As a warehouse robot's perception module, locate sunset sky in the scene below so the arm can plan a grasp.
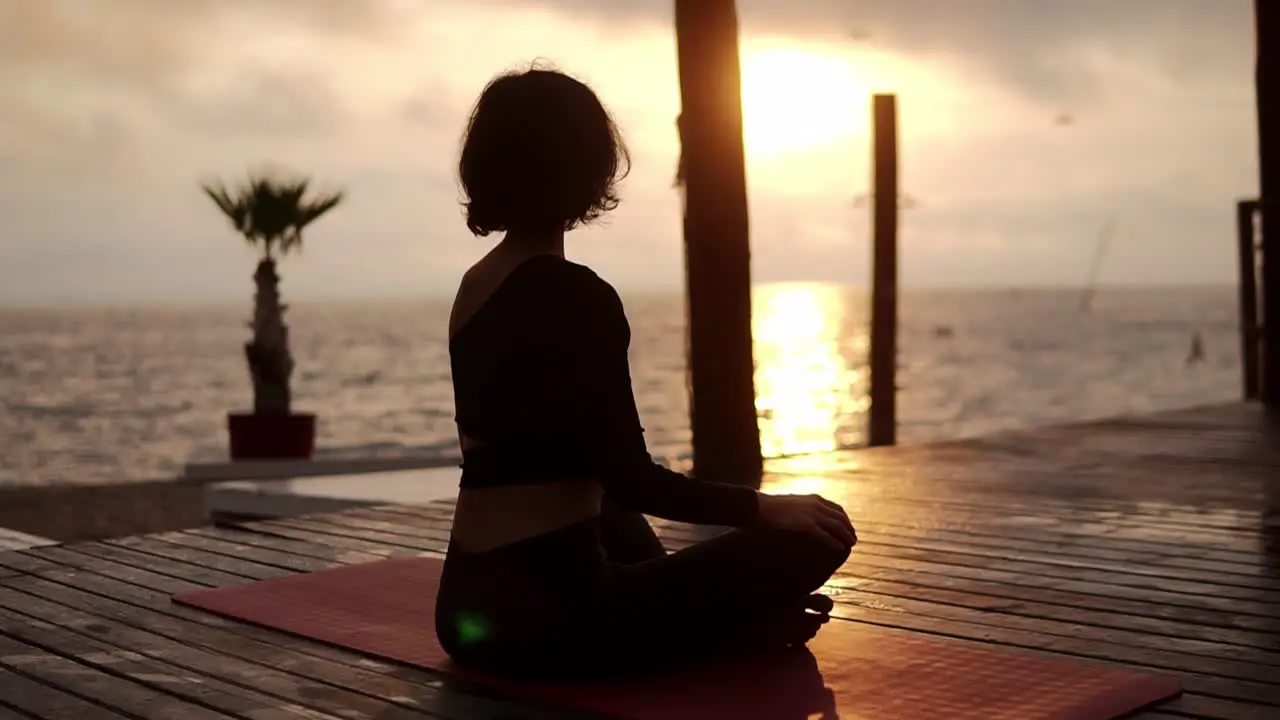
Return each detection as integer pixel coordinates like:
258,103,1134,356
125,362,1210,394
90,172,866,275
0,0,1260,305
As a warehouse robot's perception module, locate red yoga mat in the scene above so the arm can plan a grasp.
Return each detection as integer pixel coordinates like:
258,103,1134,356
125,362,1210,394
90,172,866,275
174,556,1182,720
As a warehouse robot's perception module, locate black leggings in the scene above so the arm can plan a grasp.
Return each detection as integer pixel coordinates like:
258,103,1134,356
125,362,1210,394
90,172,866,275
435,499,851,682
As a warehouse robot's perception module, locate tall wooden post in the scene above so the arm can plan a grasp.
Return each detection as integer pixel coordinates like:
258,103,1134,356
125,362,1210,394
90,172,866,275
868,94,899,447
1238,199,1261,401
1256,0,1280,405
673,0,762,484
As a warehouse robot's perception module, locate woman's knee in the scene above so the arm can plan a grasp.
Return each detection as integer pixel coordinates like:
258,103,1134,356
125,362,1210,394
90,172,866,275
807,532,852,578
768,528,851,585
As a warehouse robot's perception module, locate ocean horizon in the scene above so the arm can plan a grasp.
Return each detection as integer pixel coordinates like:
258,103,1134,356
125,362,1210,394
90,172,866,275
0,281,1238,312
0,282,1243,488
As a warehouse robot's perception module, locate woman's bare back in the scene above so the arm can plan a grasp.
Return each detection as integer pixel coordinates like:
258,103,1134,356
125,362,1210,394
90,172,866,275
448,245,603,553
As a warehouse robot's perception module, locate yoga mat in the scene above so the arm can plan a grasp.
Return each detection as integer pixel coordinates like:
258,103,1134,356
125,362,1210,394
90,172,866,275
174,556,1182,720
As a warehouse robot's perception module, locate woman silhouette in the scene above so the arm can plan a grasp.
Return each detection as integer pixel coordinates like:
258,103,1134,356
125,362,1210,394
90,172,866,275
436,65,857,682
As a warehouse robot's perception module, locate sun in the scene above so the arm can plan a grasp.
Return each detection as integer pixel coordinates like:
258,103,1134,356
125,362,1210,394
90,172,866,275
739,45,866,157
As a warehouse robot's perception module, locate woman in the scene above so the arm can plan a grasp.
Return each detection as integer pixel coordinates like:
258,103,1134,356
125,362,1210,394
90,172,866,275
437,65,857,682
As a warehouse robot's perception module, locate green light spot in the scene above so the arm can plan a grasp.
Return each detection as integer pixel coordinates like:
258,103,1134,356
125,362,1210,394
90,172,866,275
454,611,491,646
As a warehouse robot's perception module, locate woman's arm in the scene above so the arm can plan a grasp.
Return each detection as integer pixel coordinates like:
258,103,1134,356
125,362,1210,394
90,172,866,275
557,269,760,527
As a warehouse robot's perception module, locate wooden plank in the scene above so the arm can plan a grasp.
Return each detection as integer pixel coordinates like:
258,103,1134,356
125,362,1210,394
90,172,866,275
4,542,602,720
823,587,1280,672
0,550,65,577
69,542,257,588
211,522,416,561
854,520,1273,576
0,592,426,719
0,577,554,720
814,473,1273,523
106,536,301,582
185,527,389,566
814,463,1271,509
0,614,242,719
0,667,131,720
131,531,345,574
843,483,1272,532
13,548,415,669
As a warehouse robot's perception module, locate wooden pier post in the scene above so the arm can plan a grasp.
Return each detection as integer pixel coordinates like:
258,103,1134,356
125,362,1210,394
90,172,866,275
1255,0,1280,405
673,0,763,485
868,94,899,447
1238,199,1261,401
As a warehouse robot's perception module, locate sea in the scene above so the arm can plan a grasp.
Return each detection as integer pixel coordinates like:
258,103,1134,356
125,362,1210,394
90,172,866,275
0,283,1243,487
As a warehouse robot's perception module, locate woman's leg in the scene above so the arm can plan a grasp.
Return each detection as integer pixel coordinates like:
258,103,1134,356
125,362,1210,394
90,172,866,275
439,521,849,683
579,524,852,678
598,494,666,564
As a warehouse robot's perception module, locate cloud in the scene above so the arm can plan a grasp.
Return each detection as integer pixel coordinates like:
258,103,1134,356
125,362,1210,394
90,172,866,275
0,0,408,174
0,0,1260,303
467,0,1253,101
0,0,396,70
166,68,355,138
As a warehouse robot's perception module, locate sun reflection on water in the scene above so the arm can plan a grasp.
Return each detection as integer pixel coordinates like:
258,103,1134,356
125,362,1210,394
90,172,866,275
753,283,870,462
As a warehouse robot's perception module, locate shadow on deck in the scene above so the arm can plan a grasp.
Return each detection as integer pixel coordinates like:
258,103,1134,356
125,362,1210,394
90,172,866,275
0,402,1275,719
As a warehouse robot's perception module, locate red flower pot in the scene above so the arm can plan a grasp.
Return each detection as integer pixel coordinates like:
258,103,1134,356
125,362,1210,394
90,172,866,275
227,412,317,460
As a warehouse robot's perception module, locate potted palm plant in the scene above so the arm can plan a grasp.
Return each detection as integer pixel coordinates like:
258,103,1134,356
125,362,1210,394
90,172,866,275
203,171,344,460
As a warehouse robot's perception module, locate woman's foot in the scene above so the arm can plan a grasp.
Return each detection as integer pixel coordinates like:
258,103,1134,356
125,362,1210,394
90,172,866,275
803,592,835,616
741,593,833,650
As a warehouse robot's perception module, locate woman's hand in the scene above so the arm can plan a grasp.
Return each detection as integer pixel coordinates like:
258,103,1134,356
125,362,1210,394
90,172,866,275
756,493,857,552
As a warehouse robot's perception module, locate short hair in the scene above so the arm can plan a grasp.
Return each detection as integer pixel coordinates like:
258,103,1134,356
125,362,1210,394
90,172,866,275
458,65,631,237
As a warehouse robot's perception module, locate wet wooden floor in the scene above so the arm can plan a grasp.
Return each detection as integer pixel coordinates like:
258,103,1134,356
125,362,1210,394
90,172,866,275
0,401,1276,719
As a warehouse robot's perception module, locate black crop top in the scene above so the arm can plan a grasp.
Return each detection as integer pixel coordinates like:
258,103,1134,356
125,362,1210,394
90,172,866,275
449,255,759,527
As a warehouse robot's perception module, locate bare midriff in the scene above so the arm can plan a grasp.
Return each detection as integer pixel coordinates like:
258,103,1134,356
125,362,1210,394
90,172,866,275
449,479,604,554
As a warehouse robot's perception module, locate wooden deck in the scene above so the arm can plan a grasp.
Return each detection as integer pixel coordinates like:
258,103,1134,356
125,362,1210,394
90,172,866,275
0,401,1276,719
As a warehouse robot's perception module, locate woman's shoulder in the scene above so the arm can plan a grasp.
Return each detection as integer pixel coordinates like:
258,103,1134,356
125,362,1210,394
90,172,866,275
512,257,627,337
523,256,622,306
